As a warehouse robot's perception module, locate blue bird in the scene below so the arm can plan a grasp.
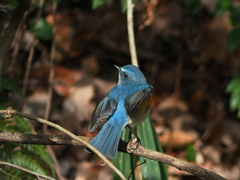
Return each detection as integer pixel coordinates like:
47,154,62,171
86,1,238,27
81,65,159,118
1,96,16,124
86,64,152,159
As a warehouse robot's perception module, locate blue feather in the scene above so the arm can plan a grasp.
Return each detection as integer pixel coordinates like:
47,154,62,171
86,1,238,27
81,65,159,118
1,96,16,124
86,65,152,159
89,113,127,159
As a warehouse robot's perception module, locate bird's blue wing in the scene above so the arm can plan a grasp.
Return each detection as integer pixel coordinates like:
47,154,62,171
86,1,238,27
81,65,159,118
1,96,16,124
124,86,152,116
88,94,118,132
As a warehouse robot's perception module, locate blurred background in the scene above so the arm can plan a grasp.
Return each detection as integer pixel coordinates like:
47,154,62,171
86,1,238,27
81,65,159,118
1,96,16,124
0,0,240,179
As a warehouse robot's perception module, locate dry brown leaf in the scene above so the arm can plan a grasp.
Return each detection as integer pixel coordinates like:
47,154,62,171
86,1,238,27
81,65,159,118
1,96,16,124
159,130,198,148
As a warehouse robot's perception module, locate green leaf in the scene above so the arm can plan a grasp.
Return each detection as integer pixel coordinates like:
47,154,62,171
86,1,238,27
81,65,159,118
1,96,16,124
214,0,231,16
21,144,55,176
121,0,127,12
113,117,168,180
10,153,49,176
226,71,240,117
0,119,14,130
138,117,168,180
227,28,240,52
185,144,196,162
230,92,240,111
0,115,32,133
237,108,240,117
92,0,110,9
229,6,240,26
7,0,18,7
226,77,240,93
0,76,24,100
29,18,53,41
113,128,138,180
56,0,62,5
0,116,56,178
182,0,201,15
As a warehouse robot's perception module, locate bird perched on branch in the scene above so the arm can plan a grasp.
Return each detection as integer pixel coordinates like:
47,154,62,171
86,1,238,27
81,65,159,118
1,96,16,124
86,64,152,159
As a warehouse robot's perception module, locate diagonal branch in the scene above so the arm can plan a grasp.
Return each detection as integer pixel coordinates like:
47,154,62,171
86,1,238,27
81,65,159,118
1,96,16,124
0,110,126,180
0,0,32,75
0,131,227,180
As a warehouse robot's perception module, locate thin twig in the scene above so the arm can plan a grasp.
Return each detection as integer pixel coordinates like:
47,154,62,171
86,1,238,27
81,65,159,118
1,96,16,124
127,0,138,67
8,15,25,74
0,161,55,180
43,1,65,180
44,0,56,131
173,55,183,98
0,110,126,180
0,168,21,180
22,0,45,94
127,160,146,180
0,0,32,76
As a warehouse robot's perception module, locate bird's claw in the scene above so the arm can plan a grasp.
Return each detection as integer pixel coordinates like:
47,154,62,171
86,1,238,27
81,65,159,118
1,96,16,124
127,137,140,153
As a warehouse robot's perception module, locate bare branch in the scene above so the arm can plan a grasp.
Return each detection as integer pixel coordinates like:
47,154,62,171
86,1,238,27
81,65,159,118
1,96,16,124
127,0,138,67
43,1,64,179
0,131,227,180
0,110,126,180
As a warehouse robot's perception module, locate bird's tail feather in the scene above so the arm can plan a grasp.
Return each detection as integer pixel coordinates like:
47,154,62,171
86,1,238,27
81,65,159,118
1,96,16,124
86,118,126,159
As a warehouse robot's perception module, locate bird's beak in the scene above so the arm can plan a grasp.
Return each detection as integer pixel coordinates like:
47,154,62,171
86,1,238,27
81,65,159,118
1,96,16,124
114,65,123,73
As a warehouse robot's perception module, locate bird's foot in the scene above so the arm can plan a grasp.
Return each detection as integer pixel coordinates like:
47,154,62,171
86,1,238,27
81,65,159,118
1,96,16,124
127,137,140,153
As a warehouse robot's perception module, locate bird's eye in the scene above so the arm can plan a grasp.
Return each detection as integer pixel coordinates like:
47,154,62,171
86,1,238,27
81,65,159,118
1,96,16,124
123,73,128,78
